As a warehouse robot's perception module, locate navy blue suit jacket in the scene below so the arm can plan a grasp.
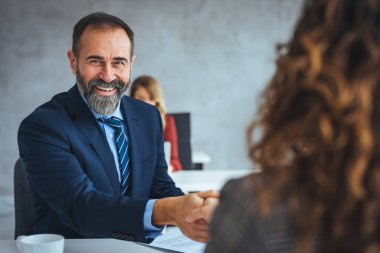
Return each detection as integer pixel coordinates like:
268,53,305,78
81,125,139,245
18,85,184,242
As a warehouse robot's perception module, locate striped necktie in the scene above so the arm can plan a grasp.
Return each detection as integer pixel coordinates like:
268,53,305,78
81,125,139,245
99,116,131,195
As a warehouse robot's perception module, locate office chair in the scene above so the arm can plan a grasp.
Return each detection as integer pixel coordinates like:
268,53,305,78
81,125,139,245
14,158,37,239
167,112,195,170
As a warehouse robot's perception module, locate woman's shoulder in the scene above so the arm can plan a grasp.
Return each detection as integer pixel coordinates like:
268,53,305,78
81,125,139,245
206,173,266,252
207,173,299,253
221,173,263,198
217,173,264,218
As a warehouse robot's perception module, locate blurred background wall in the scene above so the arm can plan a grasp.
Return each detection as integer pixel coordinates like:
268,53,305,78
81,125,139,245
0,0,304,194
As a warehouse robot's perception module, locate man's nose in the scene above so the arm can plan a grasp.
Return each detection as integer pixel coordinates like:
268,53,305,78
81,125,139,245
99,64,116,83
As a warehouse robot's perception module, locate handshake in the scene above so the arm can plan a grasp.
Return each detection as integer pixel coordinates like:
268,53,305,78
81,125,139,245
152,190,220,242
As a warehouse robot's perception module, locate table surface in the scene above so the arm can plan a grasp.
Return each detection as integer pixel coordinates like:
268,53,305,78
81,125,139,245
170,169,258,193
0,238,175,253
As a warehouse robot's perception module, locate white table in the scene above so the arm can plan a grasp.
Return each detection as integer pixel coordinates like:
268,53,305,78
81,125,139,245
0,238,171,253
170,169,258,193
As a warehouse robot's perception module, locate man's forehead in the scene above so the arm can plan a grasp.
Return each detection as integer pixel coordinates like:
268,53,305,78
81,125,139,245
81,26,130,41
78,26,132,56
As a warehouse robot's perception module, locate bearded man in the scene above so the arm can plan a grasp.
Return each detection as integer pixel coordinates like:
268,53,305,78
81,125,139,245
17,12,218,243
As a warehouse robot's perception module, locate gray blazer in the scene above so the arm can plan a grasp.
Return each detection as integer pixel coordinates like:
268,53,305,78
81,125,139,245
205,174,322,253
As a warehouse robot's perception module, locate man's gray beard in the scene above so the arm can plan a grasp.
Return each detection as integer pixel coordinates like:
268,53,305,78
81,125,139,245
86,91,120,116
76,72,129,116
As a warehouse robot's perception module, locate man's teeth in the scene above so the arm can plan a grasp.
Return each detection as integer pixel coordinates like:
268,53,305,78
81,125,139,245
96,86,114,92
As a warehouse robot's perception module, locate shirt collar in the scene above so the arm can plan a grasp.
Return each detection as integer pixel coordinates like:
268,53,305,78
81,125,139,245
79,90,124,120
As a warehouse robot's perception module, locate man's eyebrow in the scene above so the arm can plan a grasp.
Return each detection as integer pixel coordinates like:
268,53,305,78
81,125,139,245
85,55,129,63
86,55,104,60
113,57,128,63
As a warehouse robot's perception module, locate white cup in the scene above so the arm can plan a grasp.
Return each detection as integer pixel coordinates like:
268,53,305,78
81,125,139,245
16,234,64,253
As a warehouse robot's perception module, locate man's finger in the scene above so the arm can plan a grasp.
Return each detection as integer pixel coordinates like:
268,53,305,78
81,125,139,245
190,220,208,231
198,189,220,199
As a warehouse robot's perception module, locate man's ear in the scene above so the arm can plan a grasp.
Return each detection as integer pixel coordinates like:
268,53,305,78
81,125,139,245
131,55,136,66
67,50,77,75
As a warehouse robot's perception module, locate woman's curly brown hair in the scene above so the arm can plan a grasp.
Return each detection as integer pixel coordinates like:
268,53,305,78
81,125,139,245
248,0,380,252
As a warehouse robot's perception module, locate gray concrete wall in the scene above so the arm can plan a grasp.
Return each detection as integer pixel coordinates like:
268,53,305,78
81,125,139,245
0,0,304,194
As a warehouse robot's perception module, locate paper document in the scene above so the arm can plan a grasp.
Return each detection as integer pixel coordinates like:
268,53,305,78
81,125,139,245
149,227,206,253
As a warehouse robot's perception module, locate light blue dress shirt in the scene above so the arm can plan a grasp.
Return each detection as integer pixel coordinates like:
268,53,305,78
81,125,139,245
80,93,162,238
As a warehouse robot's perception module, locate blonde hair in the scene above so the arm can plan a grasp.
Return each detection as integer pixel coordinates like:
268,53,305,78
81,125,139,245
130,75,167,127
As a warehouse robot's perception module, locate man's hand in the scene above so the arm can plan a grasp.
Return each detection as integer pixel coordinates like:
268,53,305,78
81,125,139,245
185,197,219,224
152,190,219,242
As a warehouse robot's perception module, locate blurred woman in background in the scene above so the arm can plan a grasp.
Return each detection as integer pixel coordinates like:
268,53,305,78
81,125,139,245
130,75,183,172
200,0,380,252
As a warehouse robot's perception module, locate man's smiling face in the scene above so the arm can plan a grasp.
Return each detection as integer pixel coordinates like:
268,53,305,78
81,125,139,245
68,26,135,115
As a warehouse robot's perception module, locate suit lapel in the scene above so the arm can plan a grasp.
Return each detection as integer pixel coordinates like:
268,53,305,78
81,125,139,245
120,97,142,196
67,86,121,195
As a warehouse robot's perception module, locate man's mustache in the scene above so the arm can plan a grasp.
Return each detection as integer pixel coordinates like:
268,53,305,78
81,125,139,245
87,79,126,92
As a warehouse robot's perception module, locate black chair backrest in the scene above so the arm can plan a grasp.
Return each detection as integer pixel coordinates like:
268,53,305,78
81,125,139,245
14,158,36,239
168,112,193,170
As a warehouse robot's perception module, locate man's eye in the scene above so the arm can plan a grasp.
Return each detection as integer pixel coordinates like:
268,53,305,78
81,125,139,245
90,60,101,64
114,61,125,66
